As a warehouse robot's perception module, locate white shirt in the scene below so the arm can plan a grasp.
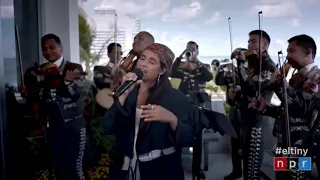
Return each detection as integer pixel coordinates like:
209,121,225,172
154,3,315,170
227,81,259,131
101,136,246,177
121,108,141,180
107,62,115,68
51,55,64,67
299,62,316,76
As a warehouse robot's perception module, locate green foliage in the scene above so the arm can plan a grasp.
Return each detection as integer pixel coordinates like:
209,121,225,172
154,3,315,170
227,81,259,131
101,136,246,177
205,69,227,98
79,14,93,62
81,80,115,152
224,103,231,115
220,86,227,92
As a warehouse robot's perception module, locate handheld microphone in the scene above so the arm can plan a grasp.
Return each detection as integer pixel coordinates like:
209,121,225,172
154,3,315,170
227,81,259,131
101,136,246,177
112,68,144,97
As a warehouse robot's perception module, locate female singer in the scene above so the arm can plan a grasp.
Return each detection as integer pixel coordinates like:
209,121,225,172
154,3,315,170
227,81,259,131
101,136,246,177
103,43,195,180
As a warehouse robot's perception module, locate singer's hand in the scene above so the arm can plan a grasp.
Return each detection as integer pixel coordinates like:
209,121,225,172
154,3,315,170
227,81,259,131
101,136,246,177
141,104,177,123
121,72,142,95
251,97,266,111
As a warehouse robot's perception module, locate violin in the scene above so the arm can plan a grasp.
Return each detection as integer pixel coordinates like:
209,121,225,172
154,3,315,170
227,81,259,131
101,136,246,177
40,63,87,89
244,50,270,61
244,50,270,70
41,64,62,89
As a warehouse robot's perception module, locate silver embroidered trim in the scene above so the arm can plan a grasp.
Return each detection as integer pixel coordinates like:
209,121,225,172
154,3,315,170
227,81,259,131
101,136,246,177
290,117,306,123
302,91,314,100
248,127,262,180
76,128,86,180
291,169,305,179
291,126,309,132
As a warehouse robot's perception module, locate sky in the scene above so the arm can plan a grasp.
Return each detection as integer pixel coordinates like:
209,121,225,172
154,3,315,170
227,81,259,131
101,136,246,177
83,0,320,58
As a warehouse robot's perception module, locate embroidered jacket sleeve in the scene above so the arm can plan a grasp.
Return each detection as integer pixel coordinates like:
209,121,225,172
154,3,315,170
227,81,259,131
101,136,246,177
195,61,213,82
103,91,135,136
215,64,235,86
64,78,83,100
170,58,184,79
217,64,242,106
263,80,315,145
258,59,277,93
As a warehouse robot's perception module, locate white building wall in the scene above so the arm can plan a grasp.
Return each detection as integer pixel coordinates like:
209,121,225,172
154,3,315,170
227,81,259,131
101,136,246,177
92,6,140,65
40,0,80,64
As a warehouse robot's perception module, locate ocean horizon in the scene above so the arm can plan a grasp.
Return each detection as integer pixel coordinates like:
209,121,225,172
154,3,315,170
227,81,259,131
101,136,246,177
199,56,320,66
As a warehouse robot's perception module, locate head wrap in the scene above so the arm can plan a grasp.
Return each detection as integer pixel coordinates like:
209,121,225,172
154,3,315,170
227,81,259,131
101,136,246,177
144,43,175,69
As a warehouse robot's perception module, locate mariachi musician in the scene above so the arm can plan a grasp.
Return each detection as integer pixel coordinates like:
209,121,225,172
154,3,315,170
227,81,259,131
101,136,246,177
305,67,320,177
93,43,122,116
252,34,319,179
93,43,123,90
170,41,213,179
23,34,86,180
215,48,247,180
228,30,276,180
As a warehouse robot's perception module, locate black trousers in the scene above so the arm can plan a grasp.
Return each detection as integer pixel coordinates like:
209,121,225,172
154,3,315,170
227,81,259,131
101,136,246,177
229,107,242,172
48,118,86,180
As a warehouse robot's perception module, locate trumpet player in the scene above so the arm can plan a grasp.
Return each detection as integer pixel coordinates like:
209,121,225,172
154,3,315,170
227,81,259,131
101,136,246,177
252,34,318,179
228,30,276,180
170,41,213,179
215,48,247,180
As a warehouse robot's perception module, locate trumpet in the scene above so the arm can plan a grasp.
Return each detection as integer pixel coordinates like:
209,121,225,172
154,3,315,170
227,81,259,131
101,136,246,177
211,59,236,69
182,50,193,61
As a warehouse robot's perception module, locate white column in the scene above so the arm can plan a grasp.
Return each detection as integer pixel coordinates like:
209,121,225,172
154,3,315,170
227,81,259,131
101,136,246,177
40,0,80,64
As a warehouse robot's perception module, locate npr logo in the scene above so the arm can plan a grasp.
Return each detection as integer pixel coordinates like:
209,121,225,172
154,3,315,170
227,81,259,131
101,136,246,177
274,157,312,171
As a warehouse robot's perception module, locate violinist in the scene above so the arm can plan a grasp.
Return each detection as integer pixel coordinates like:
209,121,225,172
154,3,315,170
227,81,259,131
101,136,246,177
215,48,247,180
115,31,155,77
305,68,320,177
228,30,276,180
93,43,122,90
132,31,155,58
252,34,318,179
114,31,154,82
23,34,86,179
170,41,213,179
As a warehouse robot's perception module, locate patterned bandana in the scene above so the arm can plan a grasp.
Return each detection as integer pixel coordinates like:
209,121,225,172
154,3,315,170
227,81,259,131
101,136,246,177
145,43,175,69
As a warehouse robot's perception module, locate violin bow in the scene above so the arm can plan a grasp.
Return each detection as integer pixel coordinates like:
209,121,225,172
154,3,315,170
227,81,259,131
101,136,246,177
278,51,292,149
257,11,263,98
14,25,25,88
228,17,236,86
111,14,119,77
114,13,119,66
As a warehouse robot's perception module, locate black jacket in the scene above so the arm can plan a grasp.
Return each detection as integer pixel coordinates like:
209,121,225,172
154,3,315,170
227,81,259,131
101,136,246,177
103,87,195,180
170,58,213,101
